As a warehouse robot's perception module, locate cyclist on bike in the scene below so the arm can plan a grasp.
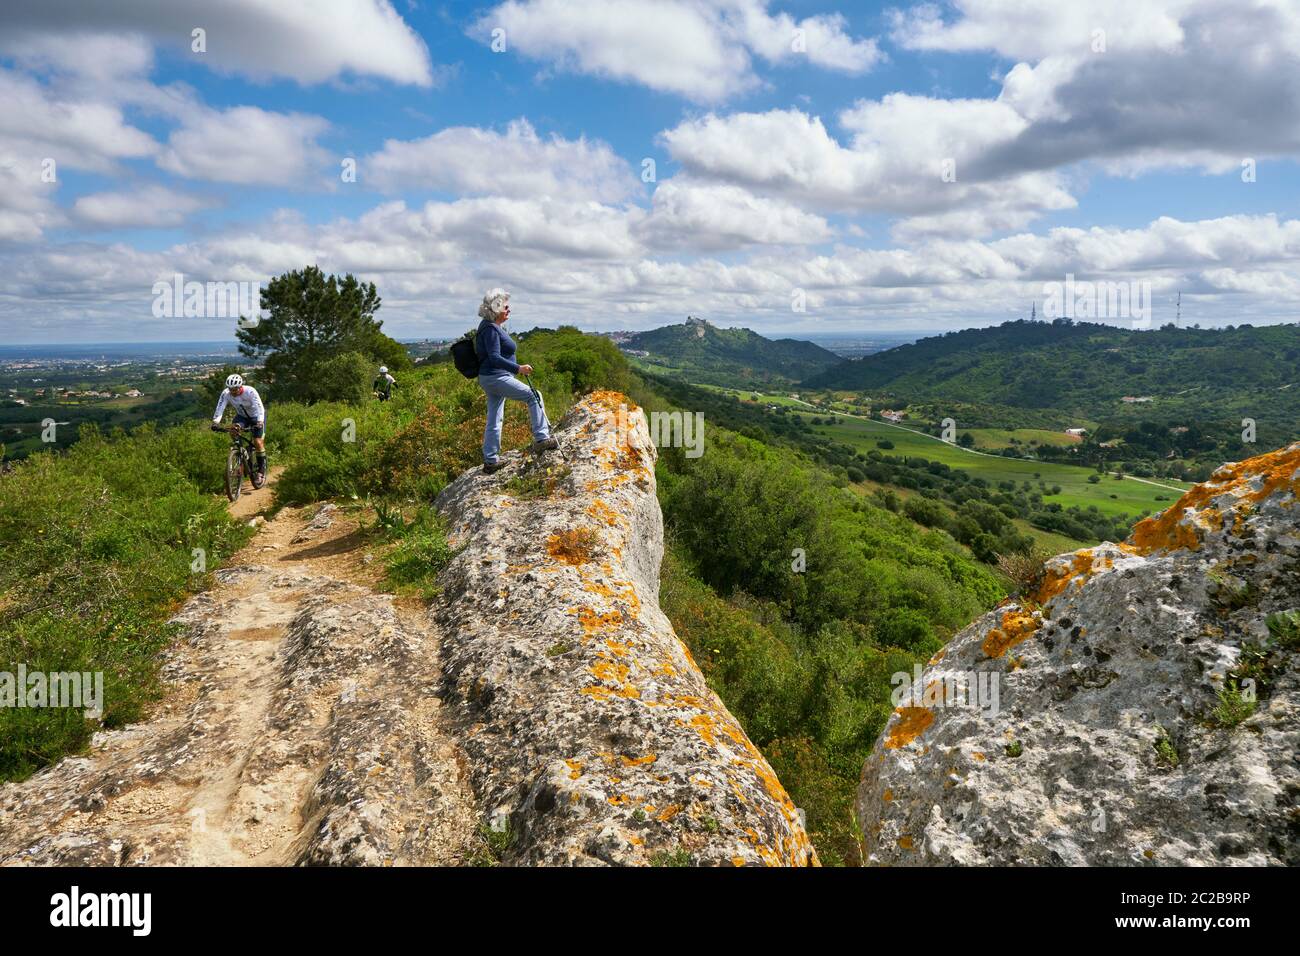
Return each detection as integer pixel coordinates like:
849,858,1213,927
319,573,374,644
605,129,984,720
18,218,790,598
211,373,266,481
373,365,395,402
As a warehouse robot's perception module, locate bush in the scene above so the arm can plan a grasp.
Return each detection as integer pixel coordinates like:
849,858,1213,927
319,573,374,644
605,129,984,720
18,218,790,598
314,351,374,404
0,425,252,780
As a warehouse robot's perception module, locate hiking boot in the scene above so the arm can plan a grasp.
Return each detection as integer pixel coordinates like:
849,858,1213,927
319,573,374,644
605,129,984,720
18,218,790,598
531,437,558,452
482,459,505,474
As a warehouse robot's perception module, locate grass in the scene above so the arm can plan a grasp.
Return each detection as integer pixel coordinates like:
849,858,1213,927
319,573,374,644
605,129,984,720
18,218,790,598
966,427,1083,450
505,461,571,499
468,818,516,866
802,412,1187,519
1153,726,1180,767
374,503,458,601
649,847,693,867
0,422,253,781
1211,683,1257,728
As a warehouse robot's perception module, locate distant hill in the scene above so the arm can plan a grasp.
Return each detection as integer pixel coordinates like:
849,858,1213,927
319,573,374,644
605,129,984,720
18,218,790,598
804,319,1300,418
626,316,842,387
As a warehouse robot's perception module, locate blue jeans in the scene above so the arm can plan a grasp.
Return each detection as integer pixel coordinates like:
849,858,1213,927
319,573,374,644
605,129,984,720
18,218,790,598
479,372,550,462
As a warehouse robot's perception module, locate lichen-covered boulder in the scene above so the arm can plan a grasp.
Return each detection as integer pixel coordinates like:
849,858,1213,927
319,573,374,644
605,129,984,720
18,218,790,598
433,391,817,866
857,443,1300,866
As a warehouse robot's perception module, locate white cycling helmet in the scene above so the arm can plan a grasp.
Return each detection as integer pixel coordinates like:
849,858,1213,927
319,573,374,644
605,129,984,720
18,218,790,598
225,373,244,389
379,366,388,374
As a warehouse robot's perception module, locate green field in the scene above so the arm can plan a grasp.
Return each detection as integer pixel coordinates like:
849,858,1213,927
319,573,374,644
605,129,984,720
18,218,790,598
966,427,1083,450
695,383,816,409
692,384,1191,519
805,411,1188,518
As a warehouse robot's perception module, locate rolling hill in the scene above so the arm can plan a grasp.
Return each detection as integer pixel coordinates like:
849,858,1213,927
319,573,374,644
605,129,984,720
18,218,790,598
626,316,843,387
804,319,1300,420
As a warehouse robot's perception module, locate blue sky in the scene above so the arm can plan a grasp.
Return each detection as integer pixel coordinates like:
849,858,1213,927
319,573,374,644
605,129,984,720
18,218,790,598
2,0,1299,343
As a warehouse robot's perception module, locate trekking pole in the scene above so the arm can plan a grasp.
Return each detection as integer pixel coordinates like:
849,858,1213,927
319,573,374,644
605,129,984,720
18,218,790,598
523,373,567,461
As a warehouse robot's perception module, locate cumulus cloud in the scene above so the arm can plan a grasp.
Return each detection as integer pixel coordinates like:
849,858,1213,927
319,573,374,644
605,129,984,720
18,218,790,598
660,105,1076,234
0,0,435,87
888,0,1193,59
365,119,639,202
5,204,1300,342
472,0,881,102
892,0,1300,177
0,68,157,174
72,185,211,228
638,179,832,249
156,106,330,187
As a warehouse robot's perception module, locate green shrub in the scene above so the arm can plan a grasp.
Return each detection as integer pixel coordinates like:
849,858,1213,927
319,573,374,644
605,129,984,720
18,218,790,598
0,425,252,780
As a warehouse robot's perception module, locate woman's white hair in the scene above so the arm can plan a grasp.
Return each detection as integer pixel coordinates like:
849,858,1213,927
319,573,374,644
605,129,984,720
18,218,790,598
478,287,510,321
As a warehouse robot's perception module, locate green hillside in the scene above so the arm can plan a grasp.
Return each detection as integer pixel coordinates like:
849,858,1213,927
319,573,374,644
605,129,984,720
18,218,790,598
806,319,1300,420
803,319,1300,477
627,316,842,387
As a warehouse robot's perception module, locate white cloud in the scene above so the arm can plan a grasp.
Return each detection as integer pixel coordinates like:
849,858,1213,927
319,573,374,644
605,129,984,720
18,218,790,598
472,0,881,102
0,0,434,87
157,106,330,187
0,68,157,174
888,0,1193,59
660,105,1076,234
6,205,1300,342
72,185,210,228
638,179,832,249
365,119,639,202
891,0,1300,177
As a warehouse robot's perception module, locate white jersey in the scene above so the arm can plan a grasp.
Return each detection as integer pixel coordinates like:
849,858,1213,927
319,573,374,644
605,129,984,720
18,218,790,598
213,385,265,424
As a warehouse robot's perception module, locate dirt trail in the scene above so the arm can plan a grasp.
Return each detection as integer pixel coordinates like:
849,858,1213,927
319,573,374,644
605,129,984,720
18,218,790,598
0,478,481,867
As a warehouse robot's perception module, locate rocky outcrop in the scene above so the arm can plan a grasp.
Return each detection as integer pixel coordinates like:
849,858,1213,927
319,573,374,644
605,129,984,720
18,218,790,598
858,444,1300,866
433,390,817,866
1,396,815,868
0,508,479,866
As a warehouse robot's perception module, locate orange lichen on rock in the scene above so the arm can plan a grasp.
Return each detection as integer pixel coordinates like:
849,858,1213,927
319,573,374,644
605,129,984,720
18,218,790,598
885,706,935,749
546,527,602,565
1035,549,1097,604
1126,443,1300,555
589,656,631,684
982,606,1040,658
576,606,624,637
579,683,639,701
586,499,623,527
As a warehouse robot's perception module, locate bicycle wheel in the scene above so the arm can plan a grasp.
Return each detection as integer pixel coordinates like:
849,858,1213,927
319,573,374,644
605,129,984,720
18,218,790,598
225,445,243,501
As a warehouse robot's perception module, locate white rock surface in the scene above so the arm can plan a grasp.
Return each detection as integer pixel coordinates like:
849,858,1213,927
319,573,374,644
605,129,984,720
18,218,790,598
433,390,817,866
858,444,1300,866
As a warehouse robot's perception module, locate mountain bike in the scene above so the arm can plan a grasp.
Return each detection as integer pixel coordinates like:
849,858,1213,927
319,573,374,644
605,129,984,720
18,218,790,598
213,423,265,502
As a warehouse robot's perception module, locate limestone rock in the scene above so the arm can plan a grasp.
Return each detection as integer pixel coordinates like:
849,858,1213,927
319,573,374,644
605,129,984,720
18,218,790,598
0,567,478,866
434,390,817,866
292,502,338,544
857,444,1300,866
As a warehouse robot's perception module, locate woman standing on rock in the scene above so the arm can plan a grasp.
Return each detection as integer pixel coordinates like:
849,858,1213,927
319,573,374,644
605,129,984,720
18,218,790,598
475,288,557,473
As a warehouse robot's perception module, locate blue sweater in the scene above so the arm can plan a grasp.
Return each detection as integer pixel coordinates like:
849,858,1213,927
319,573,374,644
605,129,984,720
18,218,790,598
475,319,520,374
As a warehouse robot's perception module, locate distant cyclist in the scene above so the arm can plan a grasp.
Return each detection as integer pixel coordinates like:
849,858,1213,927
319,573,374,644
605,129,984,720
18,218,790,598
373,365,395,402
211,373,266,481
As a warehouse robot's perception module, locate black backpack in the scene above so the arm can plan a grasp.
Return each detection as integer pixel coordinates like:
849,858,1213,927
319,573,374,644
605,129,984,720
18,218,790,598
450,332,480,379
